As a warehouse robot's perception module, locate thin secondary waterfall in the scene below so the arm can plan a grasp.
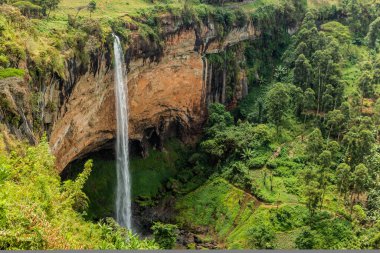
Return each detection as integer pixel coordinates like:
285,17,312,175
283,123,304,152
113,34,132,230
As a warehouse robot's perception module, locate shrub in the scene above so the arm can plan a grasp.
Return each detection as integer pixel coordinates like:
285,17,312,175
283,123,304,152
234,9,248,28
296,216,357,249
247,223,276,249
270,205,308,231
0,68,24,79
295,229,317,249
247,156,268,169
12,1,43,18
151,222,178,249
0,55,9,68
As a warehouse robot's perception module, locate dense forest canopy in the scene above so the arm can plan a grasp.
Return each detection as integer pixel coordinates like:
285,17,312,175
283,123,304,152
0,0,380,250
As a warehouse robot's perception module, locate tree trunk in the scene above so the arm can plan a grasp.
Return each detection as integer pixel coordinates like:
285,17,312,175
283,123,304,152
316,68,321,116
350,191,355,215
270,173,273,192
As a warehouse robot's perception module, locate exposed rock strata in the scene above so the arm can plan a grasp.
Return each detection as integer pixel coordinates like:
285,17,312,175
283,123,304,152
0,77,35,144
48,17,258,172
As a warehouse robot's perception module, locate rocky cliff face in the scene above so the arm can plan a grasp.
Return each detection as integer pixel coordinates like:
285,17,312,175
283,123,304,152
46,15,258,172
0,77,35,144
0,14,257,171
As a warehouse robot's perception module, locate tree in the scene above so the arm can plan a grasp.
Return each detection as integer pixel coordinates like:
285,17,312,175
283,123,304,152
303,88,316,116
13,1,43,18
295,229,317,249
241,148,255,160
201,123,272,164
327,140,341,162
63,159,93,212
151,222,178,249
321,83,340,112
87,0,96,17
336,163,351,199
306,128,324,161
374,59,380,84
206,103,233,136
374,98,380,140
343,0,375,38
358,71,374,101
350,164,369,206
343,126,375,166
312,50,330,115
317,150,332,208
289,84,304,116
367,187,380,221
294,54,312,90
43,0,60,17
247,223,276,249
208,103,233,127
326,39,342,63
32,0,60,17
366,17,380,49
349,91,362,117
318,150,332,169
321,21,352,44
304,180,323,217
228,161,252,190
325,109,345,139
265,83,290,136
311,48,342,115
300,11,317,31
340,101,351,123
321,93,334,112
295,42,308,59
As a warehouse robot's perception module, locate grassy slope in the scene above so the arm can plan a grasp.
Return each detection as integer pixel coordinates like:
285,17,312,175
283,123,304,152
226,0,339,12
175,135,349,248
175,177,311,249
307,0,339,8
47,0,340,22
57,0,155,17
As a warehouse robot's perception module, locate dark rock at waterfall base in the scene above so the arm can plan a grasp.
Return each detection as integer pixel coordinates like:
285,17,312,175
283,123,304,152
177,229,219,249
132,195,177,235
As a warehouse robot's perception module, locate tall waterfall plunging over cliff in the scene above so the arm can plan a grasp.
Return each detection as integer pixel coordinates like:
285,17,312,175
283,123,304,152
113,34,132,230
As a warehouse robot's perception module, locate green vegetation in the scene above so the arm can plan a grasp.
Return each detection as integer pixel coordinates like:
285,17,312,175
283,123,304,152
151,222,178,249
1,0,380,250
176,177,256,238
62,138,186,220
247,223,276,249
0,131,158,249
171,0,380,249
130,139,185,200
0,68,24,79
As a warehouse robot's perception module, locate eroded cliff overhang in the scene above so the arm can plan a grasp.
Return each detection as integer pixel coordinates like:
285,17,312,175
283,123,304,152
49,16,259,172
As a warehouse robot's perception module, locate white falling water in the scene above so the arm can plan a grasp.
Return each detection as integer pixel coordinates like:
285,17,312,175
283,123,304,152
113,34,132,230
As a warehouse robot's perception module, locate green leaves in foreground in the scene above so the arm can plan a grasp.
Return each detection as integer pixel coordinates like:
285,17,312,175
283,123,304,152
0,137,157,250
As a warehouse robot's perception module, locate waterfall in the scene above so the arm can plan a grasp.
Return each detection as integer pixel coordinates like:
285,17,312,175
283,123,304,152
113,34,132,231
